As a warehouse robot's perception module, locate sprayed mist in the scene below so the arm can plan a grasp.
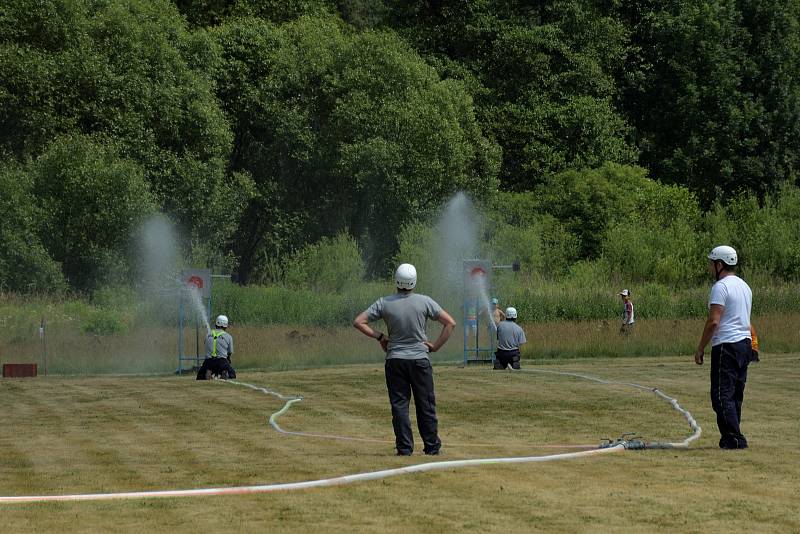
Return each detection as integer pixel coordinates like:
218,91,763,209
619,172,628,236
432,192,481,295
424,193,496,354
134,213,214,373
138,214,180,294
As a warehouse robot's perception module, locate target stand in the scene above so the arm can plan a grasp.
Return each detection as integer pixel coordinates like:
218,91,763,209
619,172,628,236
462,260,495,365
176,269,212,375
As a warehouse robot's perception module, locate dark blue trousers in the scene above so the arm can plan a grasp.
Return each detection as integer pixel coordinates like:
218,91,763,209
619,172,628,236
196,357,236,380
710,339,751,449
385,358,441,455
494,348,521,369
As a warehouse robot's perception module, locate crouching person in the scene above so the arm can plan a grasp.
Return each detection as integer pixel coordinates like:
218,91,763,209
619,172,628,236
196,315,237,380
494,307,526,370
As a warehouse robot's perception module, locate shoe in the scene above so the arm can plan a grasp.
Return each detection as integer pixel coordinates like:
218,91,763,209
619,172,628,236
424,450,440,456
204,370,213,380
720,442,748,450
720,438,748,450
396,450,413,456
219,370,229,379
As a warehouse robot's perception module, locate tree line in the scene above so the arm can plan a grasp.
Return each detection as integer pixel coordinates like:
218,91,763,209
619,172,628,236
1,0,799,293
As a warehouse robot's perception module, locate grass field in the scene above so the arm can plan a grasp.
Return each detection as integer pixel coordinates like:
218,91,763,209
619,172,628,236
2,353,798,532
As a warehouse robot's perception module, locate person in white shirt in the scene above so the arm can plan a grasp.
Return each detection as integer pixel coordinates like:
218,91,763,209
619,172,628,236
694,245,753,450
619,289,634,335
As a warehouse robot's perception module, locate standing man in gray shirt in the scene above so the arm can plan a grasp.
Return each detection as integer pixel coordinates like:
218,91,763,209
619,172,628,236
494,306,527,370
353,263,456,456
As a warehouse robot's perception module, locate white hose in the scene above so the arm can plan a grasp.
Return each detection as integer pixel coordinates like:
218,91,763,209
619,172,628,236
517,368,702,448
0,445,624,503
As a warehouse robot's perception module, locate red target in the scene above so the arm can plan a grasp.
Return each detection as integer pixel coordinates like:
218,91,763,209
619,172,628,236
469,267,487,278
187,275,204,289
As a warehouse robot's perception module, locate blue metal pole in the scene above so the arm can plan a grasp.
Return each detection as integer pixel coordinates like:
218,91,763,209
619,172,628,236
177,292,185,374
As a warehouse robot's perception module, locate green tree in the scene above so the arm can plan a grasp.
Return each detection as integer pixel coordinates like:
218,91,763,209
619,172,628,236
209,15,500,281
619,0,800,204
0,0,251,265
388,1,638,189
0,164,66,292
30,136,157,292
174,0,334,27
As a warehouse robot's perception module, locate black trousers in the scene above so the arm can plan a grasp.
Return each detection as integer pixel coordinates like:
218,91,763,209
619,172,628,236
385,358,441,455
710,339,751,448
196,357,236,380
494,348,521,369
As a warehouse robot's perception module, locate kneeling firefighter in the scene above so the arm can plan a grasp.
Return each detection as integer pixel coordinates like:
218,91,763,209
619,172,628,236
196,315,236,380
494,307,527,370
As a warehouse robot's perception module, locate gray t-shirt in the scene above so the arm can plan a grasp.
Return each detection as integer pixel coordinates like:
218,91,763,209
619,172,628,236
365,292,443,360
496,320,527,351
205,330,233,359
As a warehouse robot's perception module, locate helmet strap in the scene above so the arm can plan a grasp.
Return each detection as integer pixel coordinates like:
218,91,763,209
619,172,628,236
714,261,724,281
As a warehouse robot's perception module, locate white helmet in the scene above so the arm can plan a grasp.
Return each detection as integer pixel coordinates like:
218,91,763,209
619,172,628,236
395,263,417,290
215,315,229,328
505,307,518,319
708,245,737,266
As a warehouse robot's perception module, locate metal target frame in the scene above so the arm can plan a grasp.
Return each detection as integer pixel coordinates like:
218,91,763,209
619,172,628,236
462,260,495,365
176,269,212,375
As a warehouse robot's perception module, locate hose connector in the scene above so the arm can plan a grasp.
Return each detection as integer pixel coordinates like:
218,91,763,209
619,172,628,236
599,432,646,450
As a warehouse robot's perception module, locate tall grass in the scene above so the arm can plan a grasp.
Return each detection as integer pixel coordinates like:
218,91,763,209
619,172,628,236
4,312,794,375
211,280,388,326
2,277,796,375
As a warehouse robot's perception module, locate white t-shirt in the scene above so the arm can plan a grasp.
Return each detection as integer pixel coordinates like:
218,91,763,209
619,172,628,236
622,300,634,324
709,275,752,346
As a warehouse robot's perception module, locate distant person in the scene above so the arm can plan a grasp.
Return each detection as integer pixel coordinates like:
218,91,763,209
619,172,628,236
694,245,753,450
494,307,526,370
619,289,635,335
466,303,478,331
353,263,456,456
196,315,236,380
491,297,506,325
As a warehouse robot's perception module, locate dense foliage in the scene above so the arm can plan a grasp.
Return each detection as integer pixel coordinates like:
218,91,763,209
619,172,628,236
2,0,800,293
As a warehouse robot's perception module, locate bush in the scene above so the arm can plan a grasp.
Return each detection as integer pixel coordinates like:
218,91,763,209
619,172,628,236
282,233,365,293
602,218,705,286
712,186,800,281
81,308,130,335
212,278,388,326
537,163,703,267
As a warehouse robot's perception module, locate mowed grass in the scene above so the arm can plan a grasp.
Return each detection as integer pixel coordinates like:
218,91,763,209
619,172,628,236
1,354,799,532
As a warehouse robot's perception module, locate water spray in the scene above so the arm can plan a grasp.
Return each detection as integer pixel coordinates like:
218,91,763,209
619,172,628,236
176,269,213,374
186,285,212,337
